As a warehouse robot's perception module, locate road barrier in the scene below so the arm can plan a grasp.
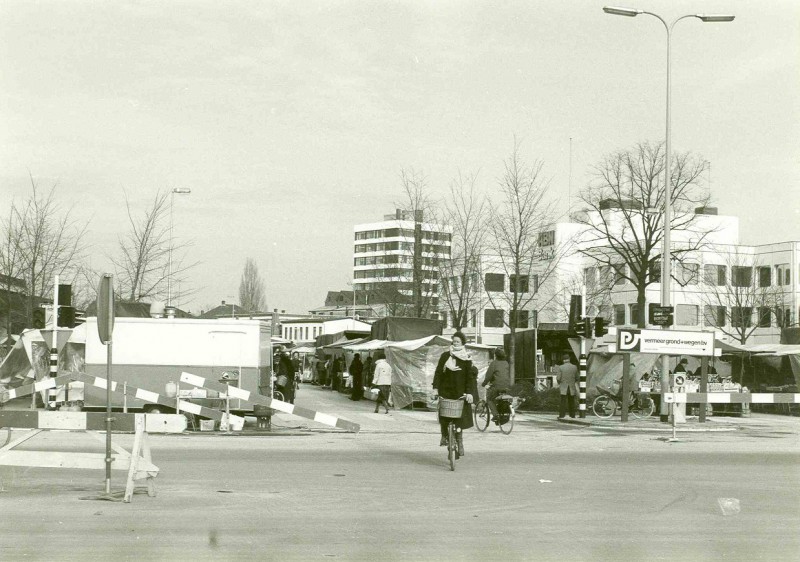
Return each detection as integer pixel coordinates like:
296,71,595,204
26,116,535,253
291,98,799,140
664,392,800,404
0,411,186,502
180,371,360,433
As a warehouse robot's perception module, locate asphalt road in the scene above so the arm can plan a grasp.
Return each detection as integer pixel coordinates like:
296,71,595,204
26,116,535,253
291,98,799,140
1,386,798,561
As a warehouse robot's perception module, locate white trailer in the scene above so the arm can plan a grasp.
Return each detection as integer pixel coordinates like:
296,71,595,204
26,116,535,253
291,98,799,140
81,317,273,413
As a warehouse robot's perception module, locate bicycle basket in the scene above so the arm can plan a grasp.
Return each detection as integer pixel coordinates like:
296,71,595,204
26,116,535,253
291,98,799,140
438,398,464,419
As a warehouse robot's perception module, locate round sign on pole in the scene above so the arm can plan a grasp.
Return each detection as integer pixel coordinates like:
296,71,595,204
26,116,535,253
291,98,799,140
97,274,115,344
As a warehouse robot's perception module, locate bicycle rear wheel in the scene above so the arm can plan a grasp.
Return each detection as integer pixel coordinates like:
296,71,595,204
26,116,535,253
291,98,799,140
498,409,514,434
272,390,284,402
474,400,490,432
447,422,456,471
592,395,616,418
631,396,655,419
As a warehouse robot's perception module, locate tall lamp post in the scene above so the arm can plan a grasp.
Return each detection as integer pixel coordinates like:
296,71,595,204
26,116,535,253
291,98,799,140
167,187,192,309
603,6,734,421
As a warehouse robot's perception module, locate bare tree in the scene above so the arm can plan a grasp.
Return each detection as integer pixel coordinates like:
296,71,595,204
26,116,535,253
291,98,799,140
574,141,711,328
13,176,87,325
238,258,266,313
438,171,488,330
395,169,443,319
111,190,197,305
700,251,785,344
486,142,560,384
0,202,27,335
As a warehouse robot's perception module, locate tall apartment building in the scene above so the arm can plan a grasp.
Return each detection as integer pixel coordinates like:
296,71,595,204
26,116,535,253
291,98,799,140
353,209,451,318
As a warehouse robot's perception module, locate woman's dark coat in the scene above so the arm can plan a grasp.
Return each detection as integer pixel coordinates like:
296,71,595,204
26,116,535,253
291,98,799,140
433,351,478,430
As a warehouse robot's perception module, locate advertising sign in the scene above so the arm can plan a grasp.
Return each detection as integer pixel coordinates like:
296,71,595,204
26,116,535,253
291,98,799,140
616,328,716,357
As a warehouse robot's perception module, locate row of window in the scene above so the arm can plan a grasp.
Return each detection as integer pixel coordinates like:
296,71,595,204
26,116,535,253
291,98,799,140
354,242,450,254
281,325,322,342
444,308,531,329
355,228,452,242
354,266,442,279
609,303,796,329
585,263,794,288
484,273,538,293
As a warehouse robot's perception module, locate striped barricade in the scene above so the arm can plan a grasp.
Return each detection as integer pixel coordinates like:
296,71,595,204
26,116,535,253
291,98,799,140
69,373,245,430
0,411,186,502
664,392,800,404
180,371,361,433
0,374,75,403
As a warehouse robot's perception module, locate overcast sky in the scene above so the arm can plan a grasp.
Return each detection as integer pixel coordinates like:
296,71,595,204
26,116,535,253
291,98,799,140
1,1,797,314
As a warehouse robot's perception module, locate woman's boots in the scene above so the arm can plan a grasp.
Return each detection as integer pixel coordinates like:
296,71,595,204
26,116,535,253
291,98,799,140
455,432,464,456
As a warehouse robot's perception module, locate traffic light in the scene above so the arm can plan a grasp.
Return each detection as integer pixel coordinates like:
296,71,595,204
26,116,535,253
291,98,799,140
32,308,46,329
574,317,591,338
594,317,608,337
568,294,583,334
57,306,76,328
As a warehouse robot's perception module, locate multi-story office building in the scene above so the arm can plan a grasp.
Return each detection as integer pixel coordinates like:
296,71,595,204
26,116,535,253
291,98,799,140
442,205,799,348
353,209,451,319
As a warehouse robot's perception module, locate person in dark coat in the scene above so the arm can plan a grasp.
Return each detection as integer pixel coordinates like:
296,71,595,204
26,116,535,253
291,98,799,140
432,331,477,457
277,352,296,404
556,353,578,419
349,353,364,401
483,348,511,422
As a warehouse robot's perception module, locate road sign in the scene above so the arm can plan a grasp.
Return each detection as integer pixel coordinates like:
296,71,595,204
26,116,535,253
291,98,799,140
650,306,674,326
616,328,716,356
97,274,115,344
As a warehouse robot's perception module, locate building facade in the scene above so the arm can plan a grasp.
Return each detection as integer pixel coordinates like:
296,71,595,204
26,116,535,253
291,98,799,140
353,209,451,319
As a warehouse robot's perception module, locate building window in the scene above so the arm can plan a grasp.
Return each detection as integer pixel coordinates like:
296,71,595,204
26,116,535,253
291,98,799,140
704,305,726,327
704,264,726,286
758,266,771,288
484,309,504,328
510,310,529,329
776,264,791,286
613,264,626,285
613,304,626,326
731,266,752,287
757,307,772,328
776,307,791,328
676,304,699,326
731,307,753,328
649,260,661,283
629,303,640,326
583,267,597,286
676,263,699,286
509,274,529,293
484,273,505,292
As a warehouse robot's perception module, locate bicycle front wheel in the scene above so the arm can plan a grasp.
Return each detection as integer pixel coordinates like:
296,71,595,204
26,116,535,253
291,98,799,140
474,400,490,432
631,396,655,419
447,422,456,471
498,410,514,434
592,395,616,418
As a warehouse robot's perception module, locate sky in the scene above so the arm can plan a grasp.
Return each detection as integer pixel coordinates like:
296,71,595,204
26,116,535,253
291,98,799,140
1,1,798,315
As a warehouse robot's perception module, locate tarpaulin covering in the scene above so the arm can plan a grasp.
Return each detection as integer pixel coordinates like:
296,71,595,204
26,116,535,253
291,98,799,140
369,317,442,341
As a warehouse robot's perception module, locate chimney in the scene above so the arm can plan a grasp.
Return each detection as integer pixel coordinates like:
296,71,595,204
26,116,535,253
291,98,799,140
221,300,226,305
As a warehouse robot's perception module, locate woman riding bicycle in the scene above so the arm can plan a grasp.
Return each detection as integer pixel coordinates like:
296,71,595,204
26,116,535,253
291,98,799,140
432,331,478,456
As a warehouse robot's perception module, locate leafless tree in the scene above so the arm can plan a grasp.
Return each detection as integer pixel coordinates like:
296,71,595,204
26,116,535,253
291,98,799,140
485,142,560,384
0,203,26,335
574,141,712,328
394,169,443,319
238,258,266,313
13,176,87,325
111,190,197,305
700,250,786,344
438,171,488,330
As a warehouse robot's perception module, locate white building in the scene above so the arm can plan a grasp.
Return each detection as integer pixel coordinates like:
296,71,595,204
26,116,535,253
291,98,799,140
441,206,799,347
353,209,451,318
280,317,372,343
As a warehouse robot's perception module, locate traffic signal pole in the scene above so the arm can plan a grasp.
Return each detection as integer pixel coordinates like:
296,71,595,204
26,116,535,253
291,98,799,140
578,336,587,418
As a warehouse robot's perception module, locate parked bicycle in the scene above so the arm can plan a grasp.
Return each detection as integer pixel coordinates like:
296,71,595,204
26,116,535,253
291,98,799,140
437,395,466,471
591,384,654,419
473,393,522,434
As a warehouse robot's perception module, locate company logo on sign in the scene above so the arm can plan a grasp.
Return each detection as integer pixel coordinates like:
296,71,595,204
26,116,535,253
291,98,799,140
618,329,642,352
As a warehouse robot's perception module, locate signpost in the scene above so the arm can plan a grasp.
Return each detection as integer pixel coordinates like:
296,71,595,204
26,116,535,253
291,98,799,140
612,328,717,357
97,274,115,497
649,305,674,327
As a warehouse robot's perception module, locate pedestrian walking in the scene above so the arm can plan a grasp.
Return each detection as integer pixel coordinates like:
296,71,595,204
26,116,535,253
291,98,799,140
556,353,578,419
349,353,364,401
277,351,296,404
371,356,392,414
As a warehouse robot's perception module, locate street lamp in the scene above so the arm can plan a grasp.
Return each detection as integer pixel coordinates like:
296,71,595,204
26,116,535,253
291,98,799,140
603,6,734,421
167,187,191,308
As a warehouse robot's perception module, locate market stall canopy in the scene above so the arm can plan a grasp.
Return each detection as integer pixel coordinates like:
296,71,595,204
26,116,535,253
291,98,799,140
291,346,316,354
369,317,443,341
341,339,389,352
323,337,369,350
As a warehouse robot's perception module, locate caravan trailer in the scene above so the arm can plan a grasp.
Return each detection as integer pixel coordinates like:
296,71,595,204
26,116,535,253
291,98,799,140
81,317,273,413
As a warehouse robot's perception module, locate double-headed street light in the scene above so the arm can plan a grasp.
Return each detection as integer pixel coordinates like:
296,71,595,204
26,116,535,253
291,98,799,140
167,187,192,308
603,6,734,421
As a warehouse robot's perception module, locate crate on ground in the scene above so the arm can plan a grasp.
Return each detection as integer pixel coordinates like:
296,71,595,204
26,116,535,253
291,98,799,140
199,419,216,431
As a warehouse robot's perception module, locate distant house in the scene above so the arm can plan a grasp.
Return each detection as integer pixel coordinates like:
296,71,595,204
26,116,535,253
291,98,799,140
198,300,247,319
84,300,193,318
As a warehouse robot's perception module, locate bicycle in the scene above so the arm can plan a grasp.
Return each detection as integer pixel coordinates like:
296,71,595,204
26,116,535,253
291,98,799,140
437,395,466,471
474,391,520,434
591,385,654,419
